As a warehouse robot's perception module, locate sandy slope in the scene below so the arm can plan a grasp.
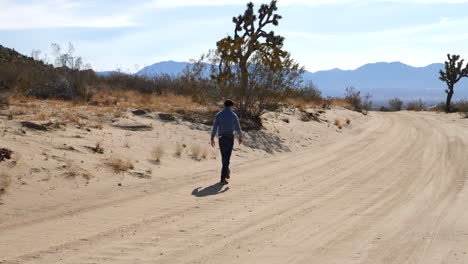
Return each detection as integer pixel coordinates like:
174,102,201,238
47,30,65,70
1,111,468,264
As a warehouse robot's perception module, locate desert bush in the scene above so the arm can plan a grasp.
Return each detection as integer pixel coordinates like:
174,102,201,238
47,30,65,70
175,143,184,157
406,99,425,111
94,142,104,154
107,157,134,173
151,145,164,163
454,100,468,117
334,118,342,129
344,87,372,112
191,145,202,161
34,112,49,120
321,97,333,109
0,173,12,195
0,95,9,109
379,106,390,112
63,112,80,123
388,98,403,111
287,81,322,103
201,148,209,160
345,117,351,125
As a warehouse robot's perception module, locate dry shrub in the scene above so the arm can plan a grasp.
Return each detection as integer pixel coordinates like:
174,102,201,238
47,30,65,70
175,142,184,157
90,90,215,116
191,144,202,161
406,99,425,111
334,119,343,129
345,117,351,125
0,173,12,195
151,145,164,162
94,142,104,154
201,148,209,160
34,112,49,120
454,100,468,117
107,157,134,173
0,95,10,110
63,112,80,123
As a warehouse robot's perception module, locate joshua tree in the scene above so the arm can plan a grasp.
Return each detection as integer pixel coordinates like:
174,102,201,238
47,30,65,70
439,54,468,112
215,1,302,121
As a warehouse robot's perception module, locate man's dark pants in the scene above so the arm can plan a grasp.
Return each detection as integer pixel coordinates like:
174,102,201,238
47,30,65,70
219,135,234,180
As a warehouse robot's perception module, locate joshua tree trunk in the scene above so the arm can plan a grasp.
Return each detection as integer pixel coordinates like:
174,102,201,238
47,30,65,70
439,54,468,113
445,85,454,113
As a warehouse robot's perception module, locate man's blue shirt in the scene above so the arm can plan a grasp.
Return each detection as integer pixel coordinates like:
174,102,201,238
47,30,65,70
211,108,243,140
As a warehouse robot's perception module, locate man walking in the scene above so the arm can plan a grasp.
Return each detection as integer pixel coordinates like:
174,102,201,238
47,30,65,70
211,100,243,185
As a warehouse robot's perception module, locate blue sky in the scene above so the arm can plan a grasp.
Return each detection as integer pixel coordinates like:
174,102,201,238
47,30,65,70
1,0,468,73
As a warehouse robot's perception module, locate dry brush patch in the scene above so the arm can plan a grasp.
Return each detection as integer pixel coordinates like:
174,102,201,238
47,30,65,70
334,118,343,129
191,144,203,161
106,157,134,173
151,145,165,163
174,142,185,157
0,173,12,195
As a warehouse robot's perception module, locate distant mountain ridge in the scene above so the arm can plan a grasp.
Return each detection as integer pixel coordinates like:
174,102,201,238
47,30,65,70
111,60,468,103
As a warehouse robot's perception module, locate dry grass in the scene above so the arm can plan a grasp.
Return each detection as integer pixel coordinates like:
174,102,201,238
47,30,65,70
285,98,320,110
191,144,202,161
63,112,80,123
345,117,351,125
88,121,103,130
0,173,12,195
151,145,165,163
107,157,134,173
90,90,216,115
201,148,209,160
34,112,49,120
335,118,343,129
175,142,184,157
95,142,104,154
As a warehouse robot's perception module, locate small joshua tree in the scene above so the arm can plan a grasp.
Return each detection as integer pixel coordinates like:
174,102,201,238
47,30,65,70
439,54,468,113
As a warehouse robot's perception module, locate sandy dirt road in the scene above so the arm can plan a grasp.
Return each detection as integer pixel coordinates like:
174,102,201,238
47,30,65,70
1,112,468,264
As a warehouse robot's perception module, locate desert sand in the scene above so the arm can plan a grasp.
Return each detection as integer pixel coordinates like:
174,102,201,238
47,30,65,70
1,108,468,264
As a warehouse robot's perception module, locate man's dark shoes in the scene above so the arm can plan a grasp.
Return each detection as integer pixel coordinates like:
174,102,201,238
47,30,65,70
220,179,229,185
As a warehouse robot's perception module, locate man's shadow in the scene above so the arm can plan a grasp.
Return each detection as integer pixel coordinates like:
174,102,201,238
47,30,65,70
192,182,230,197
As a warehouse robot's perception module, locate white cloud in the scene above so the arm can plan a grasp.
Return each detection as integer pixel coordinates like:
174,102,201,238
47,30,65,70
0,0,137,29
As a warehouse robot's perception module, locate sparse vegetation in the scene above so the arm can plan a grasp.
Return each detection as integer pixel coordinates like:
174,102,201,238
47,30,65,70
34,112,49,120
191,145,202,161
175,143,184,157
406,99,425,111
454,100,468,118
151,145,165,163
63,112,80,123
107,157,134,173
334,118,343,129
0,173,12,195
0,95,9,110
344,87,373,113
388,98,404,111
345,117,351,125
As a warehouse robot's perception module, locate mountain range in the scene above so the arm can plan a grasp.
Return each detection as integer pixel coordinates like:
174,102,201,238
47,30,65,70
119,61,468,104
